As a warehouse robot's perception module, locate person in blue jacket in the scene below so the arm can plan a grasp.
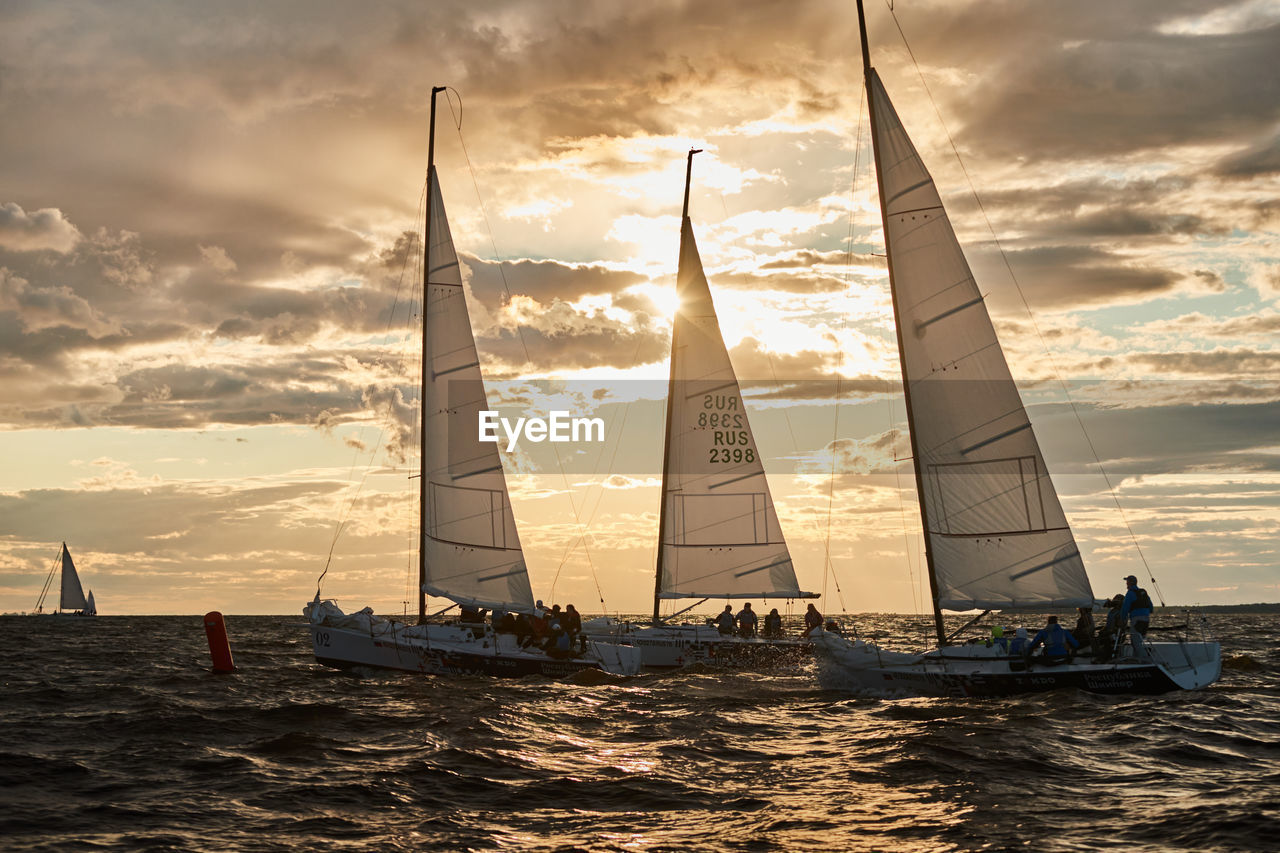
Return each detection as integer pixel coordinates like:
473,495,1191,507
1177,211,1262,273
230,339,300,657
1027,615,1079,665
1119,574,1154,655
1008,626,1031,655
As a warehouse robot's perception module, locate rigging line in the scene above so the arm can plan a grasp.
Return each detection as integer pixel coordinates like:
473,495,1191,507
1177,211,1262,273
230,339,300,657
850,32,924,618
756,350,844,610
317,184,429,597
883,1,1159,602
445,97,609,609
820,82,874,613
887,377,924,617
549,337,647,607
404,226,428,611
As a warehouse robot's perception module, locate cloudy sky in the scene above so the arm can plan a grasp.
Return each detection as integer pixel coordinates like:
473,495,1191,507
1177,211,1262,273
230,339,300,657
1,0,1277,616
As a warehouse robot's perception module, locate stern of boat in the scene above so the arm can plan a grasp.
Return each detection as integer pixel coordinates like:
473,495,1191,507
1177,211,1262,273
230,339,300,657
1152,640,1222,691
587,638,644,676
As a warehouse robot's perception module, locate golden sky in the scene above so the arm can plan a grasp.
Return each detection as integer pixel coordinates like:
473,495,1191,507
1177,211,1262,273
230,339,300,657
1,0,1278,614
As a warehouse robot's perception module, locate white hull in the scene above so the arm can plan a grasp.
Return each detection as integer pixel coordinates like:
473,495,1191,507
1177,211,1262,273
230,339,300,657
306,600,642,677
582,617,812,669
812,630,1222,697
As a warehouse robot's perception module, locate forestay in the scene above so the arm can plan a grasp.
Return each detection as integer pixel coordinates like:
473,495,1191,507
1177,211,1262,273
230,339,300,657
869,70,1094,610
657,218,812,600
421,168,535,612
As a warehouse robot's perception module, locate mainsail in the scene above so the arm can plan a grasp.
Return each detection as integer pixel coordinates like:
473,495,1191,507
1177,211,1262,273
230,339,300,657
420,168,535,613
59,544,88,612
867,69,1094,611
655,201,813,604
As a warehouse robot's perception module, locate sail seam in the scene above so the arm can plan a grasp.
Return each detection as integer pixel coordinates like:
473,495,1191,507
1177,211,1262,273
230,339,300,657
686,381,737,398
931,526,1068,538
426,534,521,553
889,203,943,218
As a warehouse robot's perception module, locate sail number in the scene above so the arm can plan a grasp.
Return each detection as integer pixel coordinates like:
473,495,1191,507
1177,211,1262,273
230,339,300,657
314,631,331,648
710,447,755,464
702,394,753,464
697,411,743,428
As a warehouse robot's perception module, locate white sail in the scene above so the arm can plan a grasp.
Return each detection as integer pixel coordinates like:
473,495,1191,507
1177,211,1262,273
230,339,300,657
869,70,1094,610
656,217,812,600
421,168,536,613
84,590,97,616
59,544,88,612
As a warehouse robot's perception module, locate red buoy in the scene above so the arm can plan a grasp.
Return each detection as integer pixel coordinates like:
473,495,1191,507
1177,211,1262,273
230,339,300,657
203,611,236,672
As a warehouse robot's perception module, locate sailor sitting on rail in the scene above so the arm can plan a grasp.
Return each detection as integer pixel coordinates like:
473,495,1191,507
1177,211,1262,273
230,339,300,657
1026,615,1079,666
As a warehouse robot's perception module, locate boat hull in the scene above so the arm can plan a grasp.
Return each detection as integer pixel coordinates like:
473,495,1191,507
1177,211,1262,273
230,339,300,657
583,619,812,669
306,601,642,677
812,631,1222,697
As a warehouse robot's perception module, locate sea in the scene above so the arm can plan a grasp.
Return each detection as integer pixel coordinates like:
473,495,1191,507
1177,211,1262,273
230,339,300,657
1,611,1276,853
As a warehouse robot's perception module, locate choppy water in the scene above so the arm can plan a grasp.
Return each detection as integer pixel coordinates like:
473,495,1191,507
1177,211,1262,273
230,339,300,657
1,612,1276,852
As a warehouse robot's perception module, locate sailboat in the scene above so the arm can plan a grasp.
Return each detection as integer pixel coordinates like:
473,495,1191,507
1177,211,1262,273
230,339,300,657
583,151,819,668
811,2,1222,696
34,543,97,617
304,86,642,678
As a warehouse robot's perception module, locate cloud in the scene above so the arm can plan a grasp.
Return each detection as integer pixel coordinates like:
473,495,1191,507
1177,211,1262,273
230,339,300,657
794,430,907,489
478,294,669,373
945,14,1280,160
1214,131,1280,178
200,244,239,273
1131,310,1280,342
0,203,82,253
466,256,646,308
728,336,837,382
991,245,1181,308
1127,349,1280,377
0,268,120,336
1249,263,1280,300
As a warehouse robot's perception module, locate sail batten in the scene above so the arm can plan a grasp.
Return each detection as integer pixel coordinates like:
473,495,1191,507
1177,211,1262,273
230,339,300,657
655,217,814,603
868,68,1095,610
421,168,535,613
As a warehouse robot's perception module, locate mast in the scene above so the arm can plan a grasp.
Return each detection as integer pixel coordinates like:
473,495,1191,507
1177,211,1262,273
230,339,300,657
855,0,947,647
653,147,702,624
420,85,446,625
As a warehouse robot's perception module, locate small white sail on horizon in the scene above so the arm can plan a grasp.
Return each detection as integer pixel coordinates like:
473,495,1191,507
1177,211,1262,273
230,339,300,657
655,212,814,604
32,542,96,616
59,544,89,612
421,168,536,614
867,70,1094,612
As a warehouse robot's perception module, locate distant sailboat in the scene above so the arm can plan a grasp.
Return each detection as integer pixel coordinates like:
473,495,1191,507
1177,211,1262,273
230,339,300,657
34,543,97,617
304,86,641,678
811,1,1221,695
584,150,818,668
